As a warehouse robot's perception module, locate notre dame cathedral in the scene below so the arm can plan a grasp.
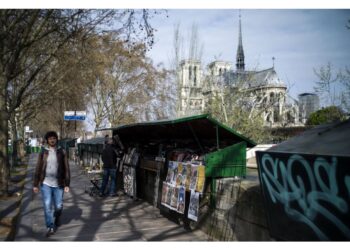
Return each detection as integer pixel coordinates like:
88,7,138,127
176,15,319,128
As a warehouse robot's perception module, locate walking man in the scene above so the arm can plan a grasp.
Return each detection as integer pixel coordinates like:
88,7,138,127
33,131,70,237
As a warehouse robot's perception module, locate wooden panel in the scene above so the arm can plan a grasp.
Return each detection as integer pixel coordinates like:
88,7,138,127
140,159,159,172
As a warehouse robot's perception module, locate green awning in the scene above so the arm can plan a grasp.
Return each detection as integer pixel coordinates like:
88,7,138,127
97,114,256,149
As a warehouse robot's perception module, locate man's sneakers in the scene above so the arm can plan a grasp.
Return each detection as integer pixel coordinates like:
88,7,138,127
46,227,55,237
46,210,61,237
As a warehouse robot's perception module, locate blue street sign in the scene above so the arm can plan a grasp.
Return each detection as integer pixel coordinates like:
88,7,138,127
64,116,75,120
64,111,86,121
64,116,86,121
75,116,86,120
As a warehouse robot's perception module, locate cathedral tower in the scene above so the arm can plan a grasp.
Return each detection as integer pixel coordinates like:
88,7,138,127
177,60,203,117
236,13,245,72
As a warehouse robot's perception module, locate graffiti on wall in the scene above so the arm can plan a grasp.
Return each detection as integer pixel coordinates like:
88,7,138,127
257,152,350,241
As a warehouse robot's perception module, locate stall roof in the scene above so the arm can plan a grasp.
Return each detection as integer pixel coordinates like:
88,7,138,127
79,137,105,145
267,118,350,156
97,114,256,149
58,138,76,147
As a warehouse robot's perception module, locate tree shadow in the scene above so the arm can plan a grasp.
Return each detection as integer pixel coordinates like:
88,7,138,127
14,157,208,241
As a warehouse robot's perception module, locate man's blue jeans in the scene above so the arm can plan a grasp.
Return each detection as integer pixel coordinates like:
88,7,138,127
101,168,117,196
40,184,64,228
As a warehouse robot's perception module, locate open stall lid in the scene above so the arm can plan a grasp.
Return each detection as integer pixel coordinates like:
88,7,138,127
96,114,256,150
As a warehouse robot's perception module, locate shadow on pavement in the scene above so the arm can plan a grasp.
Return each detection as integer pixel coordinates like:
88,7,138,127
14,155,208,241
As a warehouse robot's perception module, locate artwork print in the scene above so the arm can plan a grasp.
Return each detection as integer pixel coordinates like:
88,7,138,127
176,162,186,186
177,186,186,214
166,161,177,185
161,182,169,205
185,163,192,190
189,165,198,190
123,166,135,197
170,186,179,209
196,165,205,193
188,190,199,221
166,184,173,206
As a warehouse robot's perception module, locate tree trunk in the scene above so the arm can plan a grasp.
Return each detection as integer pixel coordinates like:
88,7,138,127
17,117,26,162
18,140,25,162
0,78,10,196
10,114,19,167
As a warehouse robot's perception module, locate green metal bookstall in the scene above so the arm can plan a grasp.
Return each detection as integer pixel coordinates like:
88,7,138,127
77,137,105,168
98,114,256,212
57,138,77,158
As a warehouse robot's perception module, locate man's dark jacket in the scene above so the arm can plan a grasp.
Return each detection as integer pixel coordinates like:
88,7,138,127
33,147,71,188
102,144,117,169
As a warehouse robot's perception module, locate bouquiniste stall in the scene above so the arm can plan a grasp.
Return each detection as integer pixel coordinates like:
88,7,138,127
97,114,256,222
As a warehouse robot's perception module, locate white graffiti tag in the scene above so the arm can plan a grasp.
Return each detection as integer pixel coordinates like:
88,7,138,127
261,153,350,240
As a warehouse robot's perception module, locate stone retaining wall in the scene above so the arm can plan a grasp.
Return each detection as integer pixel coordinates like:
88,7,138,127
195,170,271,241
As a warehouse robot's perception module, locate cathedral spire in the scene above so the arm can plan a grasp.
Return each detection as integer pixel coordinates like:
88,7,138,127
236,11,245,72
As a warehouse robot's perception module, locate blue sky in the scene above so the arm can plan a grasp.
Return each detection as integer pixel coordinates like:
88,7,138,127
147,9,350,99
4,2,350,131
6,2,350,100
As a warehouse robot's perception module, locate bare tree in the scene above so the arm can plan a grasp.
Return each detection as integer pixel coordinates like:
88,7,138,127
172,23,183,116
0,10,98,195
188,23,204,62
172,23,204,117
83,33,172,134
0,9,163,196
203,72,281,143
148,65,176,120
314,62,341,107
313,63,350,114
338,67,350,113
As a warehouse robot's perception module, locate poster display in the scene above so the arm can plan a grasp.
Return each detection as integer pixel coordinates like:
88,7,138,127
161,160,205,218
123,166,135,197
122,148,139,198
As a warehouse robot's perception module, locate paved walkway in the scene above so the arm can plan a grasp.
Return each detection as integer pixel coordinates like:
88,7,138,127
14,154,208,241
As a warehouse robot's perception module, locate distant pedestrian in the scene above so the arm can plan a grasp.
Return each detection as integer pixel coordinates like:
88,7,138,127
100,137,118,197
33,131,70,237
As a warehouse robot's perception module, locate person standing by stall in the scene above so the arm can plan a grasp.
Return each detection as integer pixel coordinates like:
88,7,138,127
33,131,70,237
100,137,118,197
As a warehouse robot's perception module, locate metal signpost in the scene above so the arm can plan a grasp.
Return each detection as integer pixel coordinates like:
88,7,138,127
64,111,86,138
